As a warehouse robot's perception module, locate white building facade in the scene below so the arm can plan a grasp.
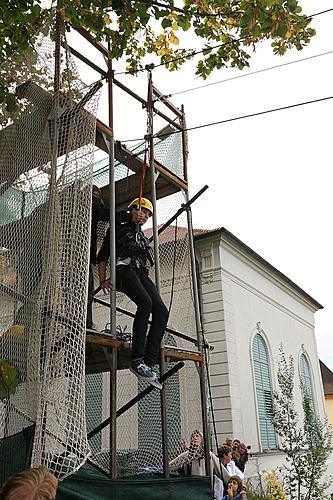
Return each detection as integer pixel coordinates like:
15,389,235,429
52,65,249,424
195,227,333,484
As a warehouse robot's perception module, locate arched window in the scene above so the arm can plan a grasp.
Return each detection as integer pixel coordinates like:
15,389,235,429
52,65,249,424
252,333,277,450
300,353,315,408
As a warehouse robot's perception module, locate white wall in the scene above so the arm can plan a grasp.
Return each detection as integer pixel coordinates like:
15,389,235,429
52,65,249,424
196,231,327,450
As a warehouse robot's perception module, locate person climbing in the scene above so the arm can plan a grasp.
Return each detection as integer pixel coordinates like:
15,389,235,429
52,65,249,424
97,197,168,389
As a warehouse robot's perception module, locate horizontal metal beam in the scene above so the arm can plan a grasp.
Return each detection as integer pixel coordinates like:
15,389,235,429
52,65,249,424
93,297,199,346
113,78,182,131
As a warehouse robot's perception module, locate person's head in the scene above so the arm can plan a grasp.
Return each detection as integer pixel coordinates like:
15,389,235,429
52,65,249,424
218,444,232,464
0,466,58,500
238,442,247,453
232,438,241,450
227,475,243,494
190,429,203,447
188,430,204,462
225,437,233,447
128,197,153,224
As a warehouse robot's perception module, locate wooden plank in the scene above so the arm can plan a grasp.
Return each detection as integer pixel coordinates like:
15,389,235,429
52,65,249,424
85,332,203,374
164,347,203,363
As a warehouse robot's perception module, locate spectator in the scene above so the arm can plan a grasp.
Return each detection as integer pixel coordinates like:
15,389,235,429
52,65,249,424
232,439,240,450
225,437,233,448
222,475,247,500
0,466,58,500
218,444,244,494
177,438,188,454
169,430,230,499
232,442,249,473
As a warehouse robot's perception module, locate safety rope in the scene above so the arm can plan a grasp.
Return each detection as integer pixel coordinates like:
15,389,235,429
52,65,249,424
138,65,154,207
138,145,148,207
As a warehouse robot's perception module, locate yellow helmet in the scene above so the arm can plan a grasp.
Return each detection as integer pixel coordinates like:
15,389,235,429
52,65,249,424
128,197,153,215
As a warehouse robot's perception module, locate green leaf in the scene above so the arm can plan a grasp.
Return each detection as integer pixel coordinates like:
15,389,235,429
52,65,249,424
287,0,298,12
278,24,288,37
161,18,172,29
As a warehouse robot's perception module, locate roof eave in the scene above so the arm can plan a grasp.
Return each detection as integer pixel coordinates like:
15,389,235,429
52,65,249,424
194,227,323,311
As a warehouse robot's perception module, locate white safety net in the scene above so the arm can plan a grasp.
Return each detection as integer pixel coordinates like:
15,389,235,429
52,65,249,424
0,17,206,482
0,19,100,479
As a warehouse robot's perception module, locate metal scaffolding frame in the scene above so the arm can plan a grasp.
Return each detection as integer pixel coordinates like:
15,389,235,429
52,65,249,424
63,25,211,480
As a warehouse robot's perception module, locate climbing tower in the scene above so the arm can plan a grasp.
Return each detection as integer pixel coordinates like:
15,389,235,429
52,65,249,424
0,13,210,486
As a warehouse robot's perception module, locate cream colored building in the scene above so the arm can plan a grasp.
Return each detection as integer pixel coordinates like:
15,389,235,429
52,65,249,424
320,360,333,442
194,227,333,488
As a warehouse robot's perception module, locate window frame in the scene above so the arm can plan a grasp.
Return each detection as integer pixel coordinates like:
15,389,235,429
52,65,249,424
250,323,278,452
299,349,316,413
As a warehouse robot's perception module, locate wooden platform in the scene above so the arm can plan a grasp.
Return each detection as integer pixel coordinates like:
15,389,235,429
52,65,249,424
86,330,203,374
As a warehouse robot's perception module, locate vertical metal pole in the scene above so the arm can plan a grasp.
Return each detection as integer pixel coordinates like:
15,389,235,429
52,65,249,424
50,10,61,197
146,67,169,477
39,6,62,465
181,105,188,185
181,106,211,475
107,54,117,479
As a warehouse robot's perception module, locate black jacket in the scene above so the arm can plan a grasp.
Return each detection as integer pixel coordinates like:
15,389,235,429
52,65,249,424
97,212,151,268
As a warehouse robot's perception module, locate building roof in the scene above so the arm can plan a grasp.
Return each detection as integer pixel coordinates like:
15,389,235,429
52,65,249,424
194,226,323,311
148,224,322,311
320,360,333,396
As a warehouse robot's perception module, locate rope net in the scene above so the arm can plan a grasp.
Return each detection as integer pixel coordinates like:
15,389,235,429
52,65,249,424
0,17,205,481
0,19,100,478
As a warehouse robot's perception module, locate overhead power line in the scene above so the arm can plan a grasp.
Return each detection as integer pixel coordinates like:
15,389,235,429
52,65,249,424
114,7,333,76
162,49,333,98
120,94,333,143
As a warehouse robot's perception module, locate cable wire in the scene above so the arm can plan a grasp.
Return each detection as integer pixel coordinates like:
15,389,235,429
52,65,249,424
162,49,333,98
119,94,333,143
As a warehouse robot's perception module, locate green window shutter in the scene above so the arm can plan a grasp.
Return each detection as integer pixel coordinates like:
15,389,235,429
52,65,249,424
252,334,277,450
300,354,315,408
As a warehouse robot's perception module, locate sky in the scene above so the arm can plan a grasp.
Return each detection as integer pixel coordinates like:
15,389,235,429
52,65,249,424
69,0,332,368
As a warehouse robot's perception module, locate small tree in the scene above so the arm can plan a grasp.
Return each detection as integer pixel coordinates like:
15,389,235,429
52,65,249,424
0,359,19,402
0,359,19,436
272,347,332,500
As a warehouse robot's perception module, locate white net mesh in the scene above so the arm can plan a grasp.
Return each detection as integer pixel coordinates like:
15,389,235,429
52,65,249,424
0,17,206,482
0,20,100,478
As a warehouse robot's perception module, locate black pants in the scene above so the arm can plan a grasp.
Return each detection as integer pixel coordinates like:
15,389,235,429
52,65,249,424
116,265,168,366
